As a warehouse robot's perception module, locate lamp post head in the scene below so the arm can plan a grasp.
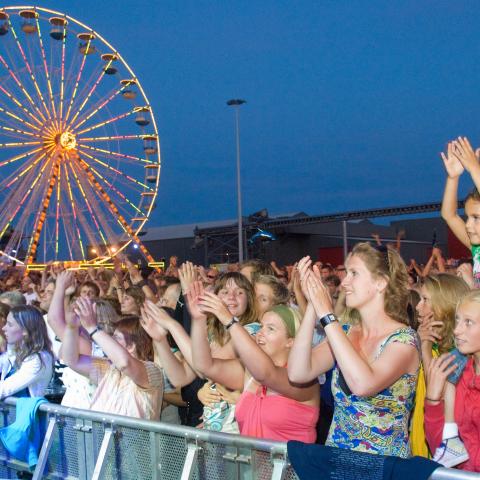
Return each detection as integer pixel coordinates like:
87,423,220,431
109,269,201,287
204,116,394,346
226,99,246,106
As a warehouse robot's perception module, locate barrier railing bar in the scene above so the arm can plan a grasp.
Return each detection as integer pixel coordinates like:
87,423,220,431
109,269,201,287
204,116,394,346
1,397,286,453
431,469,480,480
181,439,201,480
32,415,57,480
91,426,114,480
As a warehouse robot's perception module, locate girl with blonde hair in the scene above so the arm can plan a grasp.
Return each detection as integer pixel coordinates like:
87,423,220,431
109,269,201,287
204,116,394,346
415,274,470,465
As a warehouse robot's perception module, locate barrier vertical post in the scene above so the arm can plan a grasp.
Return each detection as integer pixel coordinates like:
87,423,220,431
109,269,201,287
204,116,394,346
181,439,201,480
32,414,57,480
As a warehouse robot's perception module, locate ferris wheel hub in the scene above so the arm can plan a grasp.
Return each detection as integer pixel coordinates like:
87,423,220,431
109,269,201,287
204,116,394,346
55,131,77,151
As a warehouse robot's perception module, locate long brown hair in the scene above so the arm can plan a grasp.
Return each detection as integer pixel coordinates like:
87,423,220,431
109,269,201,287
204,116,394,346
207,272,257,346
114,315,153,361
10,305,53,367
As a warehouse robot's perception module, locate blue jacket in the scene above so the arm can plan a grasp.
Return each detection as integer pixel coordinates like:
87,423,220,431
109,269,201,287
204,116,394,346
0,397,47,469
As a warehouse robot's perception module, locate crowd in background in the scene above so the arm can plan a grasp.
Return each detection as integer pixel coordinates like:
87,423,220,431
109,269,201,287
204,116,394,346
1,136,480,471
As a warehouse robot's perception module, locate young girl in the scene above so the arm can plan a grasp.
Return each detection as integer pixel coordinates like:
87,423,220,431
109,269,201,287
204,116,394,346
288,243,420,458
189,281,319,442
143,271,259,433
0,305,53,398
411,274,469,458
434,136,480,464
441,137,480,286
424,289,480,471
61,298,163,419
253,275,290,317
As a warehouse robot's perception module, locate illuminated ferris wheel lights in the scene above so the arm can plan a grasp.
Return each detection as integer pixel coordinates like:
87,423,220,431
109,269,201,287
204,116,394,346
0,6,161,265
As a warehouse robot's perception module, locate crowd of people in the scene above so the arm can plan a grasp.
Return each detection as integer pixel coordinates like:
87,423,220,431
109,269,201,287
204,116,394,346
0,136,480,471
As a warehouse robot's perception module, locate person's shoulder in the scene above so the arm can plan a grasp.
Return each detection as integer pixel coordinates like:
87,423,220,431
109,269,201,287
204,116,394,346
383,325,418,348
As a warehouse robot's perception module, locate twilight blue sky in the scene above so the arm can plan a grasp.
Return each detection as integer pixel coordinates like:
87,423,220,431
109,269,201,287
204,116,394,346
32,0,480,226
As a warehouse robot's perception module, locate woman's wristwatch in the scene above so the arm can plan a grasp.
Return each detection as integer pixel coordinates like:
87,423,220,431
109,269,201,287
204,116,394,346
319,313,338,328
225,317,239,330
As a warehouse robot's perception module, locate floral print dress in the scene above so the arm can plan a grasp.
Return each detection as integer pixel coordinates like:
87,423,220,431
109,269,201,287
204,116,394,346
325,326,420,458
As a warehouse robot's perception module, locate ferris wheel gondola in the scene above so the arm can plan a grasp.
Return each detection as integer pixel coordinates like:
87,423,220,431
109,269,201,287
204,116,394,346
0,6,161,265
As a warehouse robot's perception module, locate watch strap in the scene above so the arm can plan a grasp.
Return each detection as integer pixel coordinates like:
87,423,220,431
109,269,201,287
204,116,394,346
225,317,239,330
319,313,338,328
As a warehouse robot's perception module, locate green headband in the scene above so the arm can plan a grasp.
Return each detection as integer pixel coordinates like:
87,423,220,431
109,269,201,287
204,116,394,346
269,304,297,338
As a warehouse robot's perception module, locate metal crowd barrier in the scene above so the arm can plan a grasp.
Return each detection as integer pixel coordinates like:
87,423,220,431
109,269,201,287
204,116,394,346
0,398,476,480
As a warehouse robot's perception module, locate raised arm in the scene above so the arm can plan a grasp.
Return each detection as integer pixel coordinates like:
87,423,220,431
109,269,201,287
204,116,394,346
455,136,480,195
76,297,151,388
287,257,335,383
48,271,91,354
188,282,244,391
199,290,316,401
127,260,157,302
141,301,197,387
59,304,93,377
440,141,470,248
432,246,446,273
306,269,419,396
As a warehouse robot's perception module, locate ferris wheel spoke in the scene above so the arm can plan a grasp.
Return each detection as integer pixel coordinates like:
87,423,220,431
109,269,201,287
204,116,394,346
0,60,46,128
69,84,127,132
64,163,102,255
58,21,67,121
0,125,42,139
75,156,155,262
68,59,116,128
63,37,93,128
0,146,44,168
0,55,48,125
0,140,41,148
6,17,52,121
61,162,86,261
74,108,135,136
77,142,154,166
77,147,154,192
77,134,146,143
0,150,54,242
0,149,50,190
32,16,57,120
53,163,62,260
77,153,147,209
0,102,42,133
79,169,124,248
80,160,144,219
67,156,111,249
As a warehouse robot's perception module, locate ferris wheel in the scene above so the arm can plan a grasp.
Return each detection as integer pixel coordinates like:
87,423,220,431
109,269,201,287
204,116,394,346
0,6,160,265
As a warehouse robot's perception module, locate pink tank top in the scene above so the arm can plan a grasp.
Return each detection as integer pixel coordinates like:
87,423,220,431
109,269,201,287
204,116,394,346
235,385,319,443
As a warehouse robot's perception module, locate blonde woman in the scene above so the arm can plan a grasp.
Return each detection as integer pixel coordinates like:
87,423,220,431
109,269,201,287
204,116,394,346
288,243,420,458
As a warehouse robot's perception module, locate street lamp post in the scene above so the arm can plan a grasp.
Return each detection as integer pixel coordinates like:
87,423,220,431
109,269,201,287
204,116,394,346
227,98,246,263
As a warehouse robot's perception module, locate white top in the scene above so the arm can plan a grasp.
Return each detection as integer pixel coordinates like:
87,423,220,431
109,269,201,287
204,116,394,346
0,349,53,398
43,314,62,359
